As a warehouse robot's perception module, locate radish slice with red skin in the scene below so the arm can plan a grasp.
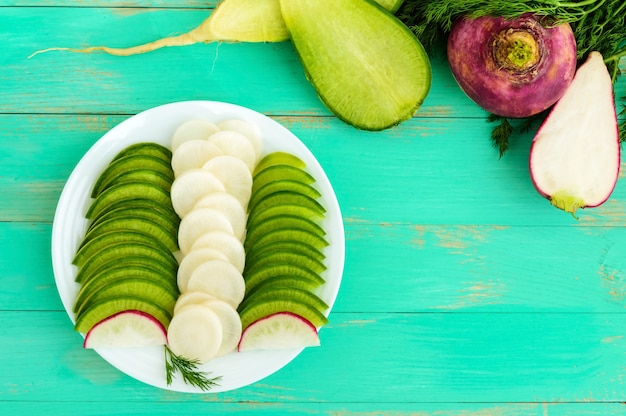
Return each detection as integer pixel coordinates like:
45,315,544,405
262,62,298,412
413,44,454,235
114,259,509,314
83,310,167,349
238,312,320,352
529,51,620,217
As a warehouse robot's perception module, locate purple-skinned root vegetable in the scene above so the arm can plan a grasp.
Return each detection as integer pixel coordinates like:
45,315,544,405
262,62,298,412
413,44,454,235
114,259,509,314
529,51,620,217
447,13,577,118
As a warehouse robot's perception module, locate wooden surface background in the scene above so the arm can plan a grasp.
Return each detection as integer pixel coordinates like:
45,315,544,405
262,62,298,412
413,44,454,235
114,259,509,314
1,1,626,414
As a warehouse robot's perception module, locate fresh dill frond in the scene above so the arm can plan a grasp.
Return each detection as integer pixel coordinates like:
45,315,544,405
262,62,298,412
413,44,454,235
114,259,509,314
164,345,222,391
488,114,513,158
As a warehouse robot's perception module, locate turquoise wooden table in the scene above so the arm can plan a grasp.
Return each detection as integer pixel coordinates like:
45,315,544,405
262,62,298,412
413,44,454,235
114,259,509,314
2,1,626,414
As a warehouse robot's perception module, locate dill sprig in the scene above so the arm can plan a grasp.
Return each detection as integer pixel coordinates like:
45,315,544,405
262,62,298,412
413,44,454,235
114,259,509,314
164,345,222,391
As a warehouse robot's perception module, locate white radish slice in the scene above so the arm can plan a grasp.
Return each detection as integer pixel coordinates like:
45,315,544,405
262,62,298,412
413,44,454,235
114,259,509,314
193,191,247,240
173,290,216,315
202,156,253,209
217,119,263,158
202,298,243,356
167,304,223,364
171,118,219,152
171,139,223,178
178,208,235,255
186,260,245,309
190,231,246,273
84,311,167,349
208,130,257,172
176,248,229,293
170,169,226,218
238,312,320,352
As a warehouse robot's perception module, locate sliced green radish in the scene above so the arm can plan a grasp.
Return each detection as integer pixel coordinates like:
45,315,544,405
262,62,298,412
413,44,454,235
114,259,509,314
217,119,263,158
245,228,329,253
247,204,325,231
171,139,223,178
245,275,326,298
244,214,325,249
253,152,307,176
177,208,235,255
167,304,223,364
248,191,326,218
91,154,174,198
112,142,173,164
238,312,319,352
171,118,219,152
247,180,321,213
176,248,229,292
170,169,226,218
208,130,257,172
94,168,173,197
86,204,180,236
193,192,247,241
238,286,329,315
251,164,315,194
86,182,173,220
75,295,172,334
244,240,325,267
243,264,325,295
186,260,246,308
280,0,431,130
238,298,328,330
244,250,327,275
200,298,242,356
173,291,217,315
189,231,246,273
202,155,253,209
83,310,167,349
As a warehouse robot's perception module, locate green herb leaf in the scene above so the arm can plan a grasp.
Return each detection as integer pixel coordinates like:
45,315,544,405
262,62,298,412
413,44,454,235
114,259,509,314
164,345,222,391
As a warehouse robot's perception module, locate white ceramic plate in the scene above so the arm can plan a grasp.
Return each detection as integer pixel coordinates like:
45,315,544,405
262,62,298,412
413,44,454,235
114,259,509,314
51,101,345,393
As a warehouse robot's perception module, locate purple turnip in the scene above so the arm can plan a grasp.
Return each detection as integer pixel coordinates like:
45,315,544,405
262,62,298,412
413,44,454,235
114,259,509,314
529,51,620,217
447,13,577,118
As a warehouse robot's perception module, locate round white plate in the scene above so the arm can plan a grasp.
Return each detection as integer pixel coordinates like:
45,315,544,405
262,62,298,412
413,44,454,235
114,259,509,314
51,101,345,393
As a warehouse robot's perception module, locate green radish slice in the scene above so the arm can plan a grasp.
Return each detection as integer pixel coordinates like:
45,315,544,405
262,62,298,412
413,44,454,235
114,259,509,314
171,139,223,177
208,130,257,172
167,304,223,364
217,119,263,158
177,248,230,292
84,310,167,349
177,208,235,255
186,260,246,309
238,286,329,315
193,192,247,241
247,191,326,220
201,299,243,356
170,169,226,218
173,291,217,315
94,169,173,197
112,142,172,163
86,182,174,220
244,214,325,250
246,204,324,230
244,250,327,276
252,164,315,192
244,240,325,267
244,228,329,253
238,298,328,330
280,0,432,130
238,312,319,352
247,180,321,213
86,204,180,236
243,263,325,295
245,275,326,298
189,231,246,273
172,119,220,152
253,152,307,176
202,155,253,209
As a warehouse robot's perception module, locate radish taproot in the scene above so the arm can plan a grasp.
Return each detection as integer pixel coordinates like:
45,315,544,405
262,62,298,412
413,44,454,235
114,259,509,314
529,51,620,217
447,13,577,118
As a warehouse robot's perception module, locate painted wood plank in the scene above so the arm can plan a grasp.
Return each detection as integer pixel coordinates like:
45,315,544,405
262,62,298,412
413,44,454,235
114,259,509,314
1,311,625,403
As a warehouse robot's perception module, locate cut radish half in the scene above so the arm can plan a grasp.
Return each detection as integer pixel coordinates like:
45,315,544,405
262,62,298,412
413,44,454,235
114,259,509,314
208,130,257,172
178,208,235,254
529,51,620,217
189,231,246,273
171,139,223,177
202,155,253,209
238,312,320,352
186,259,246,308
83,310,167,349
217,119,263,158
193,192,247,241
167,304,223,363
177,248,229,292
170,169,226,218
172,119,219,152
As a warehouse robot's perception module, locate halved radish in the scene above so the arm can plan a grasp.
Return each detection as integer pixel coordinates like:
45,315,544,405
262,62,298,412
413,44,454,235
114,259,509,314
178,208,235,254
190,231,246,273
171,139,223,177
186,260,246,308
238,312,320,352
202,155,253,209
208,130,257,172
170,169,226,218
172,119,219,152
177,248,229,292
217,119,263,158
193,192,247,241
83,310,167,349
173,290,217,315
167,304,223,363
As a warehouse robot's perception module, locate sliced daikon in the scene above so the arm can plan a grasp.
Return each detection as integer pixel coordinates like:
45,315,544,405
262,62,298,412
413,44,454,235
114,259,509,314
186,260,246,308
170,169,225,218
208,130,257,172
173,290,217,315
217,119,263,158
202,298,243,356
167,304,223,364
172,119,219,152
171,139,223,177
193,192,247,240
177,248,229,292
189,231,246,273
178,208,235,254
202,155,253,209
